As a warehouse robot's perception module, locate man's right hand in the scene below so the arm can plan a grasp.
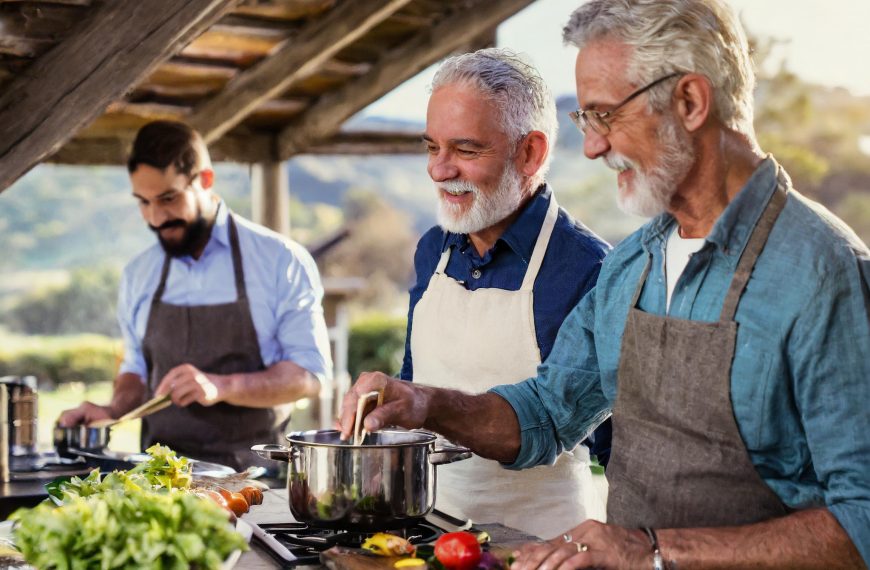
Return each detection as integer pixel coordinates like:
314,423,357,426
57,402,113,428
337,372,431,440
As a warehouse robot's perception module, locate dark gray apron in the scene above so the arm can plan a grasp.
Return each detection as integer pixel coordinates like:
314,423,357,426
141,214,289,471
607,172,791,528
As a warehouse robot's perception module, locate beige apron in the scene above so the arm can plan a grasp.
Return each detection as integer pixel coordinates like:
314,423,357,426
607,173,791,527
411,198,605,538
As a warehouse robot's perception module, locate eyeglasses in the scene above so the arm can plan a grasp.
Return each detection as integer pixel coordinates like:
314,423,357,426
569,72,683,136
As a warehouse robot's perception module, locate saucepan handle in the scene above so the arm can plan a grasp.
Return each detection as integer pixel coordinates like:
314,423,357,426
251,443,296,462
429,440,472,465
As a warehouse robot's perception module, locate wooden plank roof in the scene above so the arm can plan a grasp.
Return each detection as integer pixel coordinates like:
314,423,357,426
0,0,536,193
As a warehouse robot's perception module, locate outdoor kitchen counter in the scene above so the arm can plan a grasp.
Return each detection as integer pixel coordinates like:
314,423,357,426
239,487,299,569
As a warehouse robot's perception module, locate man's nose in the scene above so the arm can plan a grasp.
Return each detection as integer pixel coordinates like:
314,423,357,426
583,129,611,160
142,204,167,228
428,153,459,182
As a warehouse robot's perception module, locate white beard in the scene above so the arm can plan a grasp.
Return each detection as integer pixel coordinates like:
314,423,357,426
608,115,695,218
436,163,524,234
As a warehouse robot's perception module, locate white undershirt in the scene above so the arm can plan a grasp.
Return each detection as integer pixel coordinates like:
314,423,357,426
665,225,705,311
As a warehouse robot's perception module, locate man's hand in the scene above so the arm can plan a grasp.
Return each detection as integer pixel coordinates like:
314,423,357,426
155,363,226,407
511,521,650,570
57,402,114,427
337,372,430,440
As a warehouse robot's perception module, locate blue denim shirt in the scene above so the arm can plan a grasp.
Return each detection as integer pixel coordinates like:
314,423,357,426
401,185,613,459
492,159,870,562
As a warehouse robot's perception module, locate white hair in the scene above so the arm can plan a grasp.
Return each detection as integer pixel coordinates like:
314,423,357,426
430,48,557,189
563,0,758,145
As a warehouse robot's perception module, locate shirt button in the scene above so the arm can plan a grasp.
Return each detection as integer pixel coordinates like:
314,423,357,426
471,269,482,279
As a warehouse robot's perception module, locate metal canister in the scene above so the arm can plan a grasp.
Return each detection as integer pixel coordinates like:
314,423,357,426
0,376,39,456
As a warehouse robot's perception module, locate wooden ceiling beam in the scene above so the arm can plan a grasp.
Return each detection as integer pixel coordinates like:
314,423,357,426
46,132,275,165
188,0,413,144
275,0,534,159
305,130,424,155
0,0,241,193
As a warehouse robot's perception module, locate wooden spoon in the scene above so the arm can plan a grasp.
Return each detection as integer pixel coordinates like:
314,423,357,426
353,389,384,446
88,393,172,428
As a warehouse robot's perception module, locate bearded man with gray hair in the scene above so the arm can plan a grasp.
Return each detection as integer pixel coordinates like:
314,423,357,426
340,1,869,566
396,48,611,537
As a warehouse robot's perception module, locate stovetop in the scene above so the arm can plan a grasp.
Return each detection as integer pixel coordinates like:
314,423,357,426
254,510,475,568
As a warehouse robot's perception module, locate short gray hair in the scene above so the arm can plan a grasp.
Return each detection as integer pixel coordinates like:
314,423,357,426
563,0,756,142
431,48,557,188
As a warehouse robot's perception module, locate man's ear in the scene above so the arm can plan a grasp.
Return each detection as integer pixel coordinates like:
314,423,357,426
517,131,549,179
673,73,712,132
198,168,215,190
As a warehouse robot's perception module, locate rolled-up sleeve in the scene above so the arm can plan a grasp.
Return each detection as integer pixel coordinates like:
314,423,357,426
491,287,611,469
791,255,870,564
274,243,333,381
117,268,147,380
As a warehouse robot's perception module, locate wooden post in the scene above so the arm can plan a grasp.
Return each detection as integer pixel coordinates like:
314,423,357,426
250,161,290,236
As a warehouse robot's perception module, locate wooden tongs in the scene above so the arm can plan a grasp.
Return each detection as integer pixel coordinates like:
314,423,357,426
352,389,384,446
88,393,172,428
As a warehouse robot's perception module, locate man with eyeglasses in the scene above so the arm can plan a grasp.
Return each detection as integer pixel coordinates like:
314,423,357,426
340,0,869,568
59,121,332,472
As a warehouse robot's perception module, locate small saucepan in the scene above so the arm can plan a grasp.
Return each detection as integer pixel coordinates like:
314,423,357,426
53,424,111,458
253,429,471,529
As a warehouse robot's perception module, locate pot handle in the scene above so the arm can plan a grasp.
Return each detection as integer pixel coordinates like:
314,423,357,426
251,443,296,462
429,440,472,465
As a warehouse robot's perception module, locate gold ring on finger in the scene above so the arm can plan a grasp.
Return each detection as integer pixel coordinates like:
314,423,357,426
576,543,589,553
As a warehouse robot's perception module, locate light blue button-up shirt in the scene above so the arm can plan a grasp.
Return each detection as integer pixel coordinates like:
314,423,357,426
491,158,870,562
118,201,333,382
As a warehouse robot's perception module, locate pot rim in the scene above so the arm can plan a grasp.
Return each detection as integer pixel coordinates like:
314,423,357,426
285,428,437,449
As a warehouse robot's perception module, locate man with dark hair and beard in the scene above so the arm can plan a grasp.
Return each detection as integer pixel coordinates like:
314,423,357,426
394,48,611,538
340,1,869,568
59,120,332,471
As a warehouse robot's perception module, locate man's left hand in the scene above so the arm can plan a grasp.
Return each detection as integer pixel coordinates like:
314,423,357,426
510,521,650,570
155,364,224,407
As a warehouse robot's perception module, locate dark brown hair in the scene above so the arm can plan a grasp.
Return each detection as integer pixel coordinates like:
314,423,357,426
127,120,208,176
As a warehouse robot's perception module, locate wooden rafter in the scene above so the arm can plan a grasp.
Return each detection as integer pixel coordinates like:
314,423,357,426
306,131,424,155
0,0,241,193
275,0,534,159
188,0,413,144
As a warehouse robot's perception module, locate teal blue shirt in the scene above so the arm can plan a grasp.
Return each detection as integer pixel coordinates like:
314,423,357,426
491,158,870,562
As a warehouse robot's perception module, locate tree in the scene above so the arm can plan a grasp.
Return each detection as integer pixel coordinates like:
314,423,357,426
5,266,121,336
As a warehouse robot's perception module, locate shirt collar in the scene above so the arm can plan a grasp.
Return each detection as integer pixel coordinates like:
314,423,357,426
443,184,552,264
640,156,779,259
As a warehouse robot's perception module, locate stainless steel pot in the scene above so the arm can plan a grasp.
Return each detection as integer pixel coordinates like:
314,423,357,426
252,429,470,529
53,424,111,458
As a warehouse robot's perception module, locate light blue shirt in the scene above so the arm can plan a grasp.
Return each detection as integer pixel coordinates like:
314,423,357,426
118,201,333,382
491,158,870,562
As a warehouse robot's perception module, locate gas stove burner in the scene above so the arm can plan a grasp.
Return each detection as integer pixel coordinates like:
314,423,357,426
256,511,471,568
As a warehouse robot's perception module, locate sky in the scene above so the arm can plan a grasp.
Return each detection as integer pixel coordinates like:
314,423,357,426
363,0,870,121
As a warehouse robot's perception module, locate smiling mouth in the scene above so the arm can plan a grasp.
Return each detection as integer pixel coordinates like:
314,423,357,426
441,187,471,196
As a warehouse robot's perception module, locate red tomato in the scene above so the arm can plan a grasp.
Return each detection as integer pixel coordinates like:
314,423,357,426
434,532,482,570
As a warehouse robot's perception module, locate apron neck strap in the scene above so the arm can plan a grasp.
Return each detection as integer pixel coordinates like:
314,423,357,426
153,254,172,303
520,196,559,291
152,211,248,303
434,246,452,274
630,256,653,308
719,177,787,321
227,214,248,302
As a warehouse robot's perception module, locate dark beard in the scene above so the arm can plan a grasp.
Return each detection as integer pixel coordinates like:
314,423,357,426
150,215,212,258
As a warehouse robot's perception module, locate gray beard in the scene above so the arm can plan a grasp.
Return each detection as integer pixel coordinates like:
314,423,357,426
436,164,524,234
613,115,695,218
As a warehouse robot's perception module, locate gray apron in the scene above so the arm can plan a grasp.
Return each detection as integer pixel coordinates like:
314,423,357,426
141,214,288,471
607,172,791,528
